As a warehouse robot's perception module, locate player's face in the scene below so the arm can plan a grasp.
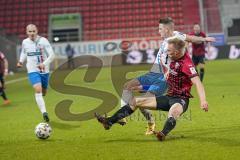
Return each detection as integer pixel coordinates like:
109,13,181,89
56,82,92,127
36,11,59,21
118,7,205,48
158,24,169,38
26,25,38,41
193,24,200,34
167,44,179,60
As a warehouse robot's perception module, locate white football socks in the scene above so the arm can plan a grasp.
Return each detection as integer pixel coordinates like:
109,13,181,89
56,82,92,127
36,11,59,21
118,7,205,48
120,89,133,108
35,93,46,113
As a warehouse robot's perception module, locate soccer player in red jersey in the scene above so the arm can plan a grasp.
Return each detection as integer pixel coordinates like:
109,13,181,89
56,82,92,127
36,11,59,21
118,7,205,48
95,37,208,141
189,23,207,81
0,51,10,105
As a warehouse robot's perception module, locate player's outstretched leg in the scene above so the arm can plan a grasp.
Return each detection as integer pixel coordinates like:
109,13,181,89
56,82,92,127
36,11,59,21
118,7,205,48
95,104,134,130
116,118,127,126
118,79,140,126
94,113,112,130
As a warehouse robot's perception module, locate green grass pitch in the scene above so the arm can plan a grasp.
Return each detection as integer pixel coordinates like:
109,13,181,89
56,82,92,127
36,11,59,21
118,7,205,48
0,59,240,160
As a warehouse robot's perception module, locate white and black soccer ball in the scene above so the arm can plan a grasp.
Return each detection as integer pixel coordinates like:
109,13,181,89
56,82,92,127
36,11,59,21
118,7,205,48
35,123,52,139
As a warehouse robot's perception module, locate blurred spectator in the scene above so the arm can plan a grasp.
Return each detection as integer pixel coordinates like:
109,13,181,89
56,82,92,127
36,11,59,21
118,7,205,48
65,44,75,69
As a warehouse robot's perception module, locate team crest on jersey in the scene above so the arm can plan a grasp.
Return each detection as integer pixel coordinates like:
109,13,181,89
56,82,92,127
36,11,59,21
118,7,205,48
169,69,178,76
190,67,197,74
175,62,180,69
36,45,44,53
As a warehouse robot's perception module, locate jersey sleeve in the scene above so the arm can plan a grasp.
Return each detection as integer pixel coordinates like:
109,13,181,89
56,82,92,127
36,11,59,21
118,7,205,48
201,32,206,38
42,38,55,66
158,45,164,54
19,41,27,63
0,52,5,59
173,31,187,41
182,57,198,78
188,32,194,36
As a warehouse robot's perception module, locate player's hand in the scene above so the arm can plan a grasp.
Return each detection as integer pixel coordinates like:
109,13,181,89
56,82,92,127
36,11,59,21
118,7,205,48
17,62,23,68
205,37,216,42
4,69,8,76
200,100,208,112
38,63,45,72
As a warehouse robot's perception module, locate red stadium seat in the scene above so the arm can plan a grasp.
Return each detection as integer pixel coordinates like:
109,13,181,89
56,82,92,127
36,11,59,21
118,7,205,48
0,0,202,40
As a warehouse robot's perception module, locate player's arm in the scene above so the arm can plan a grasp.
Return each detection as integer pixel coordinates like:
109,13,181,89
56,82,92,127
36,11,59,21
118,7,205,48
17,43,27,68
191,76,208,112
185,34,215,44
3,58,8,75
0,53,8,75
41,39,55,67
205,42,211,56
185,41,192,56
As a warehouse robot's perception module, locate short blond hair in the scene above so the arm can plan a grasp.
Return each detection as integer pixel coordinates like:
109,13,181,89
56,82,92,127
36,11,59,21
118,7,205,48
168,37,186,54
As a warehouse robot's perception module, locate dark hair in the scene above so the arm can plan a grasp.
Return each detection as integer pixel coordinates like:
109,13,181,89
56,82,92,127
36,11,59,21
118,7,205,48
193,23,200,26
159,17,174,24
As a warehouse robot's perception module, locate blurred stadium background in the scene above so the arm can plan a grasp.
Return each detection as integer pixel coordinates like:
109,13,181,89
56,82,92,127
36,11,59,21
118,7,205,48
0,0,239,71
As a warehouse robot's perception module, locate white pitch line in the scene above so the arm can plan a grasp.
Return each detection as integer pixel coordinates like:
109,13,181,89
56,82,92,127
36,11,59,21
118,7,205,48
6,77,28,84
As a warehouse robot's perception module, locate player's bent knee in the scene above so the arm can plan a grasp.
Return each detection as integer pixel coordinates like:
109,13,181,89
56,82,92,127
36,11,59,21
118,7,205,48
124,79,139,90
169,104,183,118
129,97,137,107
34,86,42,94
199,63,205,68
123,82,129,89
35,90,42,94
171,110,182,118
124,82,134,90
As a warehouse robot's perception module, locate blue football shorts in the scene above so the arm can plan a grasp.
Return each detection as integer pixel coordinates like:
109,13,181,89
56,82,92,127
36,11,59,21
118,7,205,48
28,72,49,89
137,72,167,96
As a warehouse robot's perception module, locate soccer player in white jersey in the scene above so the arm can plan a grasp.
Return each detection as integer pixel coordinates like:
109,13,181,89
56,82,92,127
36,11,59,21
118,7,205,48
117,17,215,135
17,24,55,122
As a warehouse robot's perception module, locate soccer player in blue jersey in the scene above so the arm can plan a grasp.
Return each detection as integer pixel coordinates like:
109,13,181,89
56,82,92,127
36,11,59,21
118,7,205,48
17,24,55,122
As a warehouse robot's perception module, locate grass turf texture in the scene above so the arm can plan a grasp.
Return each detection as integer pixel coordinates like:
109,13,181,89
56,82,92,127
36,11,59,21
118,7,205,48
0,59,240,160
